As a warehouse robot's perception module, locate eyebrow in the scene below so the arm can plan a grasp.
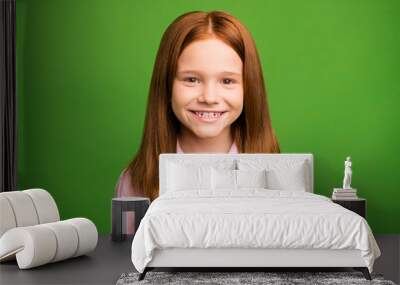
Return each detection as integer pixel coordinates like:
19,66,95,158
177,70,242,76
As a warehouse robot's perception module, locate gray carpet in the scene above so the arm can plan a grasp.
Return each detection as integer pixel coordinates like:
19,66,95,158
116,271,396,285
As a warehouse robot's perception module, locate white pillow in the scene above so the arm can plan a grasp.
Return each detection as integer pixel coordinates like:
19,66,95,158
265,163,307,191
212,168,236,190
267,167,306,191
236,169,268,188
237,159,308,191
167,162,212,191
211,168,268,190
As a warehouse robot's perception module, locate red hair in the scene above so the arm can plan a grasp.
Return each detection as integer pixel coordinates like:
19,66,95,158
122,10,280,201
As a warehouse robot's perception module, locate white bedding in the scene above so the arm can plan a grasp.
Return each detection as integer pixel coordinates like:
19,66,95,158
131,189,380,273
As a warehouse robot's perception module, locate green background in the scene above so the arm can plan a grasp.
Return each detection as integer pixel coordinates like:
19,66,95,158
16,0,400,234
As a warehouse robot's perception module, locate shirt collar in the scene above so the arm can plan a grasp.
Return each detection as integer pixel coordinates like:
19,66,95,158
176,139,238,154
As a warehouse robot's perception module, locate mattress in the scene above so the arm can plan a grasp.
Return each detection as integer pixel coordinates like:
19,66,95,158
131,189,381,273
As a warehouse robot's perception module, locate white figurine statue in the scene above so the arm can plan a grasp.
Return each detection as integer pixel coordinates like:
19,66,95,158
342,156,352,189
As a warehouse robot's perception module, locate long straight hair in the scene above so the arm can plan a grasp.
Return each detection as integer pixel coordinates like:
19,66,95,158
123,11,280,200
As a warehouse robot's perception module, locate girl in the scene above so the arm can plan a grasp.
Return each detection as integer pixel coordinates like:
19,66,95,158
115,10,280,234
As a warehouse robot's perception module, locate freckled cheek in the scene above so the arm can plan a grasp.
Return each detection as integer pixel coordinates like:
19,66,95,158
224,90,244,114
172,84,199,107
172,87,198,122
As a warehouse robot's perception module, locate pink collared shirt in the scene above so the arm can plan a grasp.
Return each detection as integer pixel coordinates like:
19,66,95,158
115,139,238,234
176,139,238,154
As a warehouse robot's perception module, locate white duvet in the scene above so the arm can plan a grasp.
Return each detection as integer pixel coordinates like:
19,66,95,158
131,189,381,273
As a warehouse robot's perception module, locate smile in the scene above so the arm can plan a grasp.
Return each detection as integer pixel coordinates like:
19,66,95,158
189,110,227,122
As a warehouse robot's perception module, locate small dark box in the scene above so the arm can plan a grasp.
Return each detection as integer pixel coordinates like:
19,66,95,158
111,197,150,242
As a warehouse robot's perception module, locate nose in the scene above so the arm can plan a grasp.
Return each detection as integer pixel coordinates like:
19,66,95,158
198,82,219,104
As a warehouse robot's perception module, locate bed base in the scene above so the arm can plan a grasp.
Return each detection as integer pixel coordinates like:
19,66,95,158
354,267,372,280
138,267,371,281
138,248,372,281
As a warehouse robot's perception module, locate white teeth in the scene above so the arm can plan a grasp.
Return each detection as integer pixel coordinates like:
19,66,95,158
195,111,222,118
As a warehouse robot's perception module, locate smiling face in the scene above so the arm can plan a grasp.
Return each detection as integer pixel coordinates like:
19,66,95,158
171,38,244,140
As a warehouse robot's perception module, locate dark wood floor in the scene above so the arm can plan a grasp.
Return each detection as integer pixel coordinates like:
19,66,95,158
374,234,400,284
0,234,399,284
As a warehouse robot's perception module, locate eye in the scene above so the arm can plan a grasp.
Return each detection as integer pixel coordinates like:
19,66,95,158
222,78,235,85
183,77,200,84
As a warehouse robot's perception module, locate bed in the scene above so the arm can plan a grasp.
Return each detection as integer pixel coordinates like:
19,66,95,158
131,153,381,281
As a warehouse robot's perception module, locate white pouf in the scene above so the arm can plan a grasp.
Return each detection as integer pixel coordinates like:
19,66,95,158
0,189,98,269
